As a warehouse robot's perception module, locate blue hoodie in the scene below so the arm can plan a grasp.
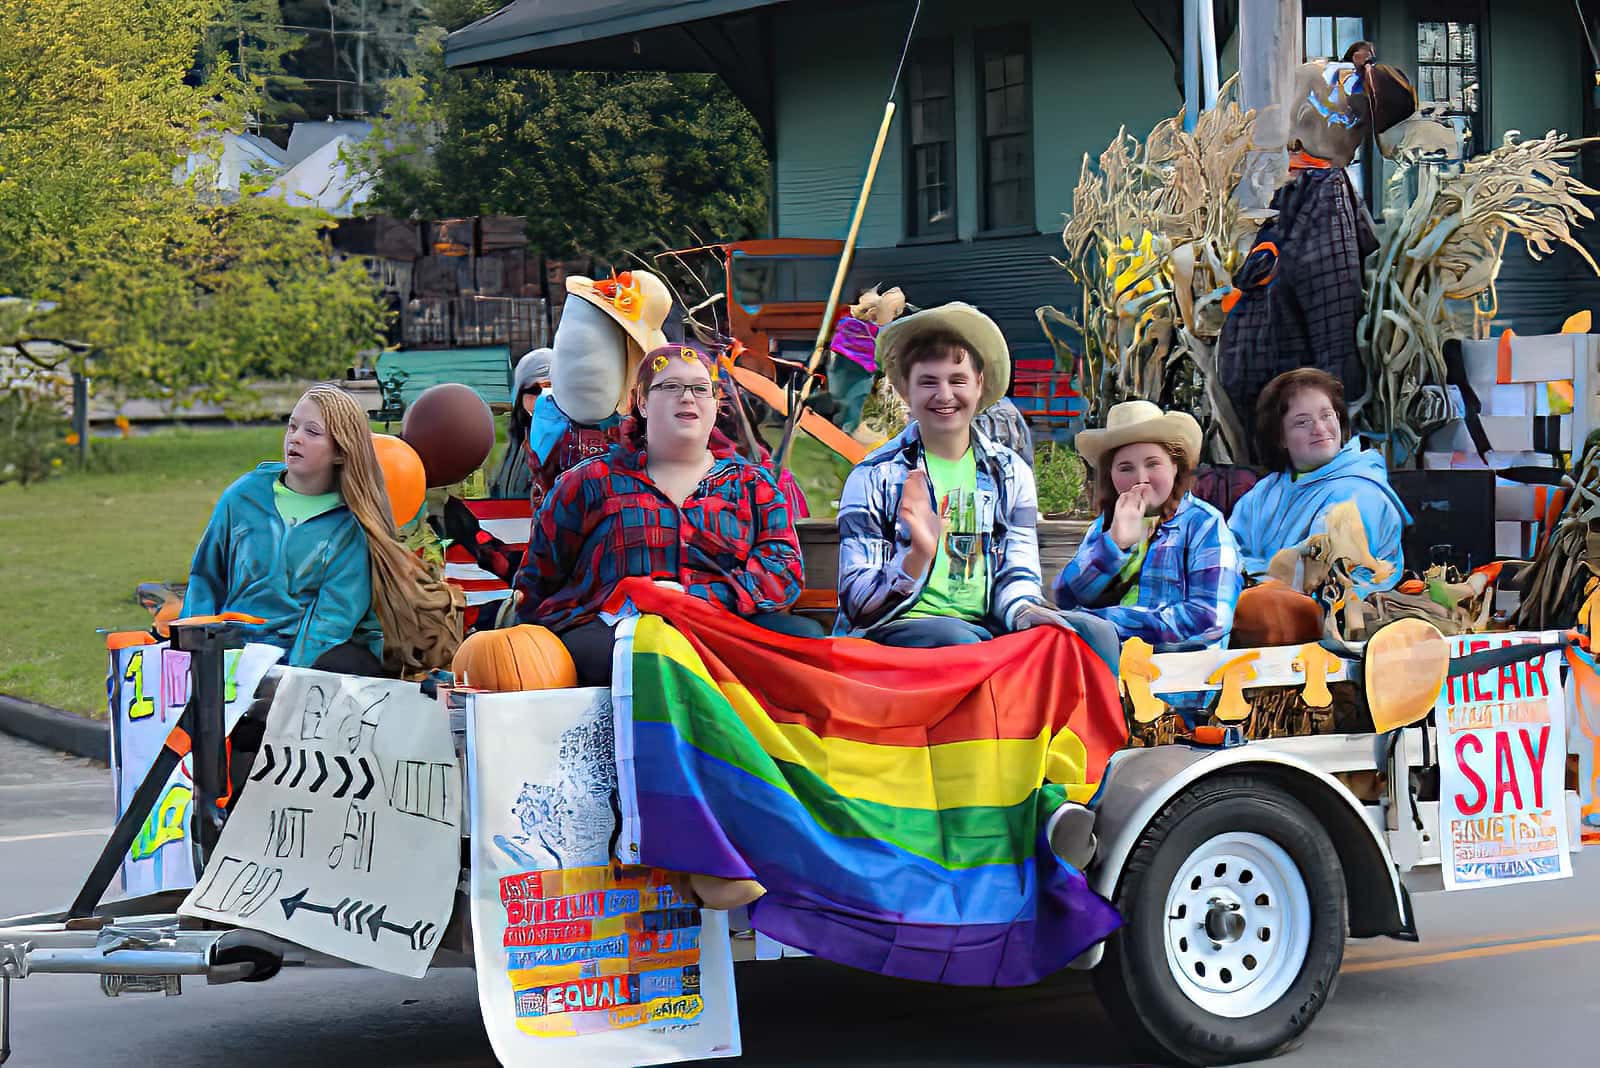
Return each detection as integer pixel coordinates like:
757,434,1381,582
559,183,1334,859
1227,440,1411,597
183,464,382,666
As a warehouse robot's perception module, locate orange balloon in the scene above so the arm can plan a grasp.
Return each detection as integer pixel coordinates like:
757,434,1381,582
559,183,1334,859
371,433,427,527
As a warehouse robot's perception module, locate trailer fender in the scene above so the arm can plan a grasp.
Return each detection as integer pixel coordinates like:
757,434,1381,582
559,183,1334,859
1079,744,1412,968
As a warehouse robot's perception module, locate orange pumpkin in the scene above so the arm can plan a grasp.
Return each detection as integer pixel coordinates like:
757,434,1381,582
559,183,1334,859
451,624,577,692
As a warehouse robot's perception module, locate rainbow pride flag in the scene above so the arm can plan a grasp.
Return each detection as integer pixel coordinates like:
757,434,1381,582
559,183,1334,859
608,579,1126,987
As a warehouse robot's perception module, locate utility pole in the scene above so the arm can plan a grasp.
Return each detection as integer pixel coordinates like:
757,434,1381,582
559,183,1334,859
1237,0,1302,210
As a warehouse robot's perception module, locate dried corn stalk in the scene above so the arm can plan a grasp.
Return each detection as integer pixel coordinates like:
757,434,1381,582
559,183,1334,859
1039,81,1266,459
1357,131,1600,462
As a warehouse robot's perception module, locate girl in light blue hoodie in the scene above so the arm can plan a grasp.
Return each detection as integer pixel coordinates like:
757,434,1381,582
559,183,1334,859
1228,369,1411,597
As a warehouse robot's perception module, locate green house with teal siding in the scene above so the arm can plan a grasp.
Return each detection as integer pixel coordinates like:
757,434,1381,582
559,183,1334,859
447,0,1600,355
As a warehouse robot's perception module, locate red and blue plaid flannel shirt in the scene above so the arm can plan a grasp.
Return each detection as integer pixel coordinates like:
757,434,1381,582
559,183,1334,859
514,444,804,632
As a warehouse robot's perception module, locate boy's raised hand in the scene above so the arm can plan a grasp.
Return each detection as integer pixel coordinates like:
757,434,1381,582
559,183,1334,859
898,470,948,578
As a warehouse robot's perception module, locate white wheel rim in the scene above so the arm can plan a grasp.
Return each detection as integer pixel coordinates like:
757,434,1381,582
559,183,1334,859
1161,831,1313,1019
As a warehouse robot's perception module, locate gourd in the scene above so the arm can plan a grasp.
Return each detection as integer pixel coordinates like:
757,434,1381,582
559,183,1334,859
451,625,577,692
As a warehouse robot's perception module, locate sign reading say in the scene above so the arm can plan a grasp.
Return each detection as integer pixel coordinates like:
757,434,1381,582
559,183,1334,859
1436,634,1572,890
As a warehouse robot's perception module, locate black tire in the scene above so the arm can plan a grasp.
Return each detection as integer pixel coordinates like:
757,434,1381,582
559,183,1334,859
1093,774,1348,1066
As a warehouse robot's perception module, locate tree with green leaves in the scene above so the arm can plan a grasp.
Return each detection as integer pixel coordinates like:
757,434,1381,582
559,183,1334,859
0,0,388,414
359,2,770,262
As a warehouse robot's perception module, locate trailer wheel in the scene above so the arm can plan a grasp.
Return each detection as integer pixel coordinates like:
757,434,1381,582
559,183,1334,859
1093,774,1347,1066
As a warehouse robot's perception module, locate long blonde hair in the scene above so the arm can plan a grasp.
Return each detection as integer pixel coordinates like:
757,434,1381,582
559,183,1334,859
300,386,463,675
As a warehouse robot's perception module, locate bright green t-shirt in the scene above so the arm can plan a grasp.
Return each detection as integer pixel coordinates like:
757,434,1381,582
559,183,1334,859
905,448,989,621
272,477,342,527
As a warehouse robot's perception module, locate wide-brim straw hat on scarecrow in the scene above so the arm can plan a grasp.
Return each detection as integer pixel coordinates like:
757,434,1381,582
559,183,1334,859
1075,399,1202,471
565,269,672,354
876,301,1010,411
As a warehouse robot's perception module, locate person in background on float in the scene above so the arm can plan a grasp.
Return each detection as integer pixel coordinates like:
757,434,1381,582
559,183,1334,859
1228,368,1410,597
183,385,463,676
488,347,552,500
973,375,1035,466
834,302,1120,667
1054,401,1242,649
515,344,821,686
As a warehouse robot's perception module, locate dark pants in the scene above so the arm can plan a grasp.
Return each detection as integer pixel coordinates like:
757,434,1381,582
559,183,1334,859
874,617,996,648
559,612,826,688
310,641,391,677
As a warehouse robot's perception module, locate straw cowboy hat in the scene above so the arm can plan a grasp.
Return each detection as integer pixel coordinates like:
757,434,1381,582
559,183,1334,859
876,301,1010,410
1075,399,1203,471
565,269,671,353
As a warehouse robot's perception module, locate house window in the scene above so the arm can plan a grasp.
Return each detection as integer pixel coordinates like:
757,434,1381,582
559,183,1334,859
976,27,1034,232
1304,15,1367,61
905,40,957,239
1303,13,1373,206
1417,20,1482,155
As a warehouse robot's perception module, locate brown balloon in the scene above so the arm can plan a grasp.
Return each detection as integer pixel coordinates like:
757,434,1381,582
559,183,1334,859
400,383,495,487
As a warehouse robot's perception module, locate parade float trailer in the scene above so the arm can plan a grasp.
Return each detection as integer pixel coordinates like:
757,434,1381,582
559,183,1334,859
0,601,1586,1067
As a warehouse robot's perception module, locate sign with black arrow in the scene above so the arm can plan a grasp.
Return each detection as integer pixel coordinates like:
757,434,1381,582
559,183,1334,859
180,669,461,977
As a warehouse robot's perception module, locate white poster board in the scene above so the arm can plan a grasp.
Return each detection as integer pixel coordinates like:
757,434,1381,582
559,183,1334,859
179,669,461,977
467,688,740,1067
108,641,283,895
1436,634,1572,890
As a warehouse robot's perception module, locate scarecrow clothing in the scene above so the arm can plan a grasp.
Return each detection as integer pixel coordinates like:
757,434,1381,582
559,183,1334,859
184,463,382,667
973,397,1035,466
1227,438,1411,598
828,315,881,432
1054,494,1242,649
1218,166,1378,452
514,444,805,635
835,423,1045,637
524,393,624,510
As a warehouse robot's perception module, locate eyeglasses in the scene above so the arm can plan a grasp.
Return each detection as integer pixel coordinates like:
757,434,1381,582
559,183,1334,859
649,381,718,400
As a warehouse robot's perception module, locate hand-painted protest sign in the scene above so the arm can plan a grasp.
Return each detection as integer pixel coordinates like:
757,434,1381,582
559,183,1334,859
1436,633,1571,890
108,641,283,896
467,688,739,1066
179,668,461,977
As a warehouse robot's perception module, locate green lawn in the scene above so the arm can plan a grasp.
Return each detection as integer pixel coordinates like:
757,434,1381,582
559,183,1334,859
0,424,847,717
0,427,287,716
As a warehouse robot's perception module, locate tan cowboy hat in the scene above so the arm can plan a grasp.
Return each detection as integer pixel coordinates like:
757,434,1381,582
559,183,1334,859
877,301,1009,410
1075,400,1202,471
566,269,671,353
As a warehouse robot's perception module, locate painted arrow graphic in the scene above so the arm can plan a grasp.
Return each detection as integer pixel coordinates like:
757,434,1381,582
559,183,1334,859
279,891,434,948
353,758,375,801
364,905,438,951
249,744,276,782
308,751,328,793
288,748,309,788
332,756,353,798
274,746,295,786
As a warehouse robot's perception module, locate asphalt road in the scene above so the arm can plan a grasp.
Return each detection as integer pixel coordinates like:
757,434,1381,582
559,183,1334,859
2,730,1596,1068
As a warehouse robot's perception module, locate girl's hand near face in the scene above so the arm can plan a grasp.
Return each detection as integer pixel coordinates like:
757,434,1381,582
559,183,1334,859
1109,484,1151,550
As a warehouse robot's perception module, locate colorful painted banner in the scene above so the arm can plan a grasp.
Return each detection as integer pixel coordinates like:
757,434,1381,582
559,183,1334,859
108,641,283,896
1436,633,1572,891
178,669,461,977
467,687,739,1067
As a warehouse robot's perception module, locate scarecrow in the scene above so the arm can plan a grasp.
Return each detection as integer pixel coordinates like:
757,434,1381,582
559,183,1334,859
1218,56,1416,452
827,284,906,433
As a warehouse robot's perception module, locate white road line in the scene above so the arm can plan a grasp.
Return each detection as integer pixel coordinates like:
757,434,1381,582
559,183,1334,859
0,828,109,844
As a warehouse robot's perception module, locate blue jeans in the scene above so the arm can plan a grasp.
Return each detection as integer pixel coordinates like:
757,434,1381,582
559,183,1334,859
874,610,1122,671
873,616,995,648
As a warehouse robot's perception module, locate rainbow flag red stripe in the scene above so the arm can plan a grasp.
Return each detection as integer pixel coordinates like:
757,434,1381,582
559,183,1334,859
609,579,1126,987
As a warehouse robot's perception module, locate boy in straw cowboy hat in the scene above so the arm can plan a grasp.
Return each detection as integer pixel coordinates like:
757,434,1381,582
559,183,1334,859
834,302,1120,666
1054,400,1243,649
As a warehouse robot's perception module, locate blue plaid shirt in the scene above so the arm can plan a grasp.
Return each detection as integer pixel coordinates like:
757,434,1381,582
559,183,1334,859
1053,494,1242,649
835,423,1046,636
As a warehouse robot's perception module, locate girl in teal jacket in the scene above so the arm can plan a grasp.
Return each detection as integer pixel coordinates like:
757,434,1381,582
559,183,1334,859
183,386,461,673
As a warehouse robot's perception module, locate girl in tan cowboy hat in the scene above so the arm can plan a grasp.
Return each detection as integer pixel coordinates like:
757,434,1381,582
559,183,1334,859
1053,400,1243,650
